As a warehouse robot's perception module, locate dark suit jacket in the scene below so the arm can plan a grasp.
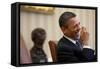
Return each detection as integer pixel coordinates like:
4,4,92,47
57,36,95,63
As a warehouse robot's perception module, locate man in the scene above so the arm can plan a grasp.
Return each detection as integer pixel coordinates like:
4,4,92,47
57,12,96,63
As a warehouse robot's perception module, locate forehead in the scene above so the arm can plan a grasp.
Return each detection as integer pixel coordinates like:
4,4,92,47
67,17,80,26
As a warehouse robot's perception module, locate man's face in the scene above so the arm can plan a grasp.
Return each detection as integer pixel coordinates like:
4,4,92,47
63,17,81,40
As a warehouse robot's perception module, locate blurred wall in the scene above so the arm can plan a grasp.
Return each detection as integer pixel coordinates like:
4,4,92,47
20,7,95,62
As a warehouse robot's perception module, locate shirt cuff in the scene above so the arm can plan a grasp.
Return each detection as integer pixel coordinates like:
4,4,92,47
83,45,92,49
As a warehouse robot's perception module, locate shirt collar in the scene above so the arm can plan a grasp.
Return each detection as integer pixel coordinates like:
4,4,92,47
64,35,76,44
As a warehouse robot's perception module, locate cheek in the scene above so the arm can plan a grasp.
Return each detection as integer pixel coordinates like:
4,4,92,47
72,27,80,34
72,31,76,36
71,30,79,36
70,28,75,33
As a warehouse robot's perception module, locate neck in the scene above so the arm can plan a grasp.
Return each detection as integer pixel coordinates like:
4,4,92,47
64,35,76,44
34,44,43,48
64,34,75,40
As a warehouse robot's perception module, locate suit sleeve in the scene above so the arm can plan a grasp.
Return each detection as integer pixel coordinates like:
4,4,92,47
82,48,95,61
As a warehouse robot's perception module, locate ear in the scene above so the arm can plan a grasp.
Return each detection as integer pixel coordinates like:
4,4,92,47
61,26,66,34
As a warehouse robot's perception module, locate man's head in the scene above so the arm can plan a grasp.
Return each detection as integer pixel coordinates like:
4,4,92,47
59,12,81,40
31,28,46,45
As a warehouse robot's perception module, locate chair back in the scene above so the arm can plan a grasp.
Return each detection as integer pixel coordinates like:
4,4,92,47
48,40,57,62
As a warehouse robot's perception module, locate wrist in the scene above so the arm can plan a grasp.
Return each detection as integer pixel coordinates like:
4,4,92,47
82,41,88,45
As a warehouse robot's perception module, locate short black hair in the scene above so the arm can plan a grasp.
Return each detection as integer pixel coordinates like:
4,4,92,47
59,12,76,27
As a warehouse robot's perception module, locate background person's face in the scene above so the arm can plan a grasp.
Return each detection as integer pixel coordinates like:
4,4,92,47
64,17,81,40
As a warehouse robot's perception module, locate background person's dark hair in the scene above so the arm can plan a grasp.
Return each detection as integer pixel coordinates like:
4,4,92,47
59,12,76,28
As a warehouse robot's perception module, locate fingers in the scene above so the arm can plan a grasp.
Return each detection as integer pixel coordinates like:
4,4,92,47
81,26,86,32
80,26,89,45
80,26,89,34
80,26,89,38
80,26,89,39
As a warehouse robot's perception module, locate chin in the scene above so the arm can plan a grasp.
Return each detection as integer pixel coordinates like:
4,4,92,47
74,35,80,40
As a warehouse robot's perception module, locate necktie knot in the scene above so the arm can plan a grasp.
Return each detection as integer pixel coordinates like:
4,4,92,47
76,41,80,46
76,40,83,50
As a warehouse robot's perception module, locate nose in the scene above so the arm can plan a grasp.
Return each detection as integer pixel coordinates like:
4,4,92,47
78,25,81,30
76,24,81,32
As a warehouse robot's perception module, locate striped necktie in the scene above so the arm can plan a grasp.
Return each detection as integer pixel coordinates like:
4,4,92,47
76,40,83,50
